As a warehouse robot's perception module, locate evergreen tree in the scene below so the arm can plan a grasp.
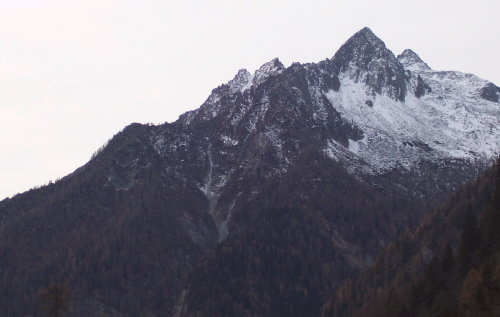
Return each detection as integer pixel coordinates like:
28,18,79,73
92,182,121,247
459,203,480,274
458,268,483,315
441,242,456,273
37,282,71,317
386,287,408,317
480,159,500,254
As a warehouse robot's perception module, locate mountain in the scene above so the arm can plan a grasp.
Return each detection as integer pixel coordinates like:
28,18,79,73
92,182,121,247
1,27,499,316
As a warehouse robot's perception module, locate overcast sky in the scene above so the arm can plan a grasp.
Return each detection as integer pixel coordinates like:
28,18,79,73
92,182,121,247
0,0,499,200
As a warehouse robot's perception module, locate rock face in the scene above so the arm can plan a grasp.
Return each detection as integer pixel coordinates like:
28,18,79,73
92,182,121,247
331,27,407,101
1,27,500,316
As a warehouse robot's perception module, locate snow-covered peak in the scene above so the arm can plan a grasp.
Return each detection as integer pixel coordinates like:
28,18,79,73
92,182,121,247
333,27,389,63
252,58,285,86
351,27,387,48
228,69,252,94
331,27,407,101
175,27,500,178
398,49,431,72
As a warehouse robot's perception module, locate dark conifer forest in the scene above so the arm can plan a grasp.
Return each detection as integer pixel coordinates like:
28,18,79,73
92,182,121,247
322,159,500,317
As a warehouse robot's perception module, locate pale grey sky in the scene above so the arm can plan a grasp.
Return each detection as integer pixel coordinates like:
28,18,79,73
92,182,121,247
1,0,499,199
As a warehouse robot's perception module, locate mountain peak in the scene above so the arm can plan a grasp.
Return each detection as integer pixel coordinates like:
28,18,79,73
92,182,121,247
350,27,386,48
331,27,407,101
397,49,431,71
228,69,252,94
252,57,285,86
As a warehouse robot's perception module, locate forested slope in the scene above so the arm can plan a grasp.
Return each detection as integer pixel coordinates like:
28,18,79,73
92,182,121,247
322,159,500,317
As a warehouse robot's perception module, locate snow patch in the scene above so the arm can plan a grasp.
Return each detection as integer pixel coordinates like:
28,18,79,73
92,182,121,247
323,73,500,173
221,135,239,146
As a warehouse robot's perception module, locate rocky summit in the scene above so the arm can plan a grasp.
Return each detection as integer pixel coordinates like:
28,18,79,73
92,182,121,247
1,27,500,316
